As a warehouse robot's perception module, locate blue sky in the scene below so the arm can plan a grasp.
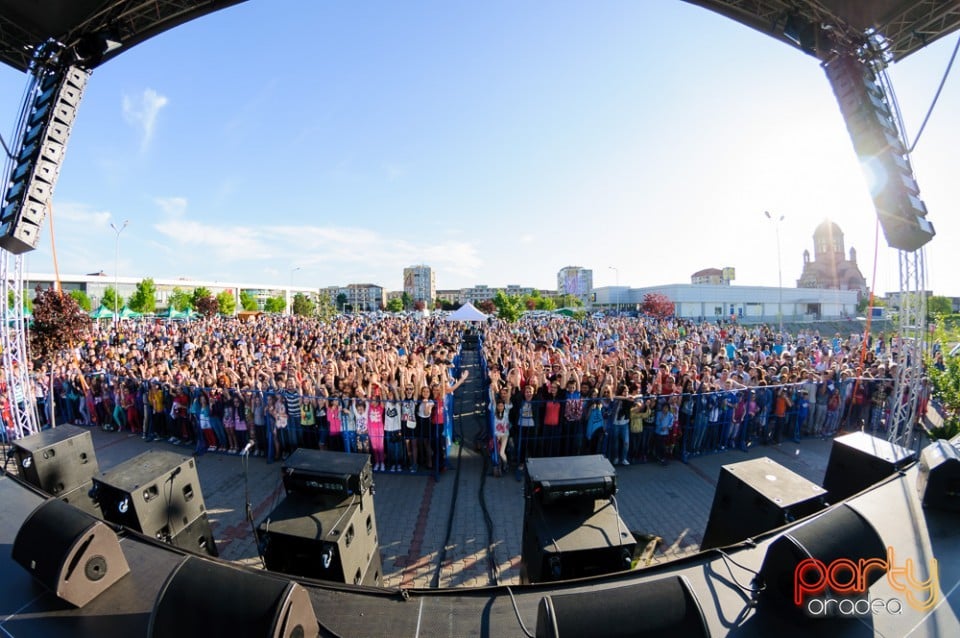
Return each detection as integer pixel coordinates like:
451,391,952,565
1,1,958,297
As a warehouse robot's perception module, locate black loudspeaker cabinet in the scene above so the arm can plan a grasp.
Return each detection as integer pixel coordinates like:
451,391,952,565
758,503,887,619
282,448,373,498
259,491,381,586
58,480,102,518
822,431,916,502
521,498,635,584
535,575,710,638
525,455,617,507
169,512,218,556
150,556,318,638
701,457,828,551
917,439,960,512
92,450,217,556
13,424,99,495
12,498,130,607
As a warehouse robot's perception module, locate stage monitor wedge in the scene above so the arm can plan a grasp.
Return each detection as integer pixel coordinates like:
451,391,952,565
12,498,129,608
536,575,710,638
150,556,318,638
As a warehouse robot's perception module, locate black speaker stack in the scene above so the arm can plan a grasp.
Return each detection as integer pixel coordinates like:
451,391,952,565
521,455,635,584
259,449,382,586
917,438,960,512
822,431,916,502
701,457,828,551
91,450,217,557
12,424,102,516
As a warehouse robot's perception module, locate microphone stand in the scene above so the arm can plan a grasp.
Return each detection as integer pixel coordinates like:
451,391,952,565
240,441,266,568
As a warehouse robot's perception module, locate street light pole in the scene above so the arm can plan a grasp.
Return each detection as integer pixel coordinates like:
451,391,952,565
764,211,784,334
609,266,619,315
110,220,129,325
289,266,301,315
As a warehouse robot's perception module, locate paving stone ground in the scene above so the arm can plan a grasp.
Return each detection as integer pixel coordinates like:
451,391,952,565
40,361,840,590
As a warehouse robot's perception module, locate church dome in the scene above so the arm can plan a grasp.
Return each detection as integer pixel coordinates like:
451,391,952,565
814,219,843,239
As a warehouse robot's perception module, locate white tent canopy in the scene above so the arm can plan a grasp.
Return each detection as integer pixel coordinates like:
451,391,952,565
444,302,488,322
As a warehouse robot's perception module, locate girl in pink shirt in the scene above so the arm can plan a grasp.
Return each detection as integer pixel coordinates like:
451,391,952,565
367,397,386,471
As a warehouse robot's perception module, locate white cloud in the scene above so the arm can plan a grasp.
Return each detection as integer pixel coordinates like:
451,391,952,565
154,196,188,217
150,203,483,283
52,201,112,227
122,88,169,151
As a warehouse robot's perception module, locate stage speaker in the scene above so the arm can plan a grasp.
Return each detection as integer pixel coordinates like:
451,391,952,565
91,450,217,556
0,66,89,254
757,503,887,619
535,575,709,638
12,424,99,496
701,457,827,550
525,455,617,508
822,431,915,502
12,498,129,607
58,479,102,518
259,491,381,585
521,497,635,584
149,555,318,638
282,448,373,499
917,439,960,512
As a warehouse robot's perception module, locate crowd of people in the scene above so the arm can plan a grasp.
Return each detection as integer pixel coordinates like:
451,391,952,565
9,314,468,471
2,311,927,479
480,315,929,475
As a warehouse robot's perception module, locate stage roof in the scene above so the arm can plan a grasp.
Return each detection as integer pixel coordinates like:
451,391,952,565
0,1,957,73
686,0,960,62
0,0,247,72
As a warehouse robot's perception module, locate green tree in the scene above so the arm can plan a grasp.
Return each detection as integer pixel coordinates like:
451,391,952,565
336,293,348,312
535,296,556,311
315,294,336,322
401,291,412,310
30,288,91,361
101,286,123,311
856,294,884,315
292,293,315,316
239,290,259,311
69,289,92,312
217,290,237,315
264,296,287,313
928,296,952,317
168,287,192,311
386,297,403,312
7,289,34,312
128,278,157,314
558,294,583,308
492,290,523,323
927,318,960,440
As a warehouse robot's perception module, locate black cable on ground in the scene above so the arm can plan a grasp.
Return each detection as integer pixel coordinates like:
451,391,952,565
430,349,475,588
478,429,500,585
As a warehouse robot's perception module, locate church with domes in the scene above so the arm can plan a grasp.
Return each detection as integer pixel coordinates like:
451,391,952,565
796,220,868,300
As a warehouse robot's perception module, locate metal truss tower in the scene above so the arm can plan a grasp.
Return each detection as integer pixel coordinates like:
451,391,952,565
1,251,39,437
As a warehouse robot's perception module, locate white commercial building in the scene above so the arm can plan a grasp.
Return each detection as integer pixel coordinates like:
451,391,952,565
593,284,858,322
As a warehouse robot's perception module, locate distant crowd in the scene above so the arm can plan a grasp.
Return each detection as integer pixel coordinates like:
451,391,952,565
479,315,928,472
2,312,927,476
